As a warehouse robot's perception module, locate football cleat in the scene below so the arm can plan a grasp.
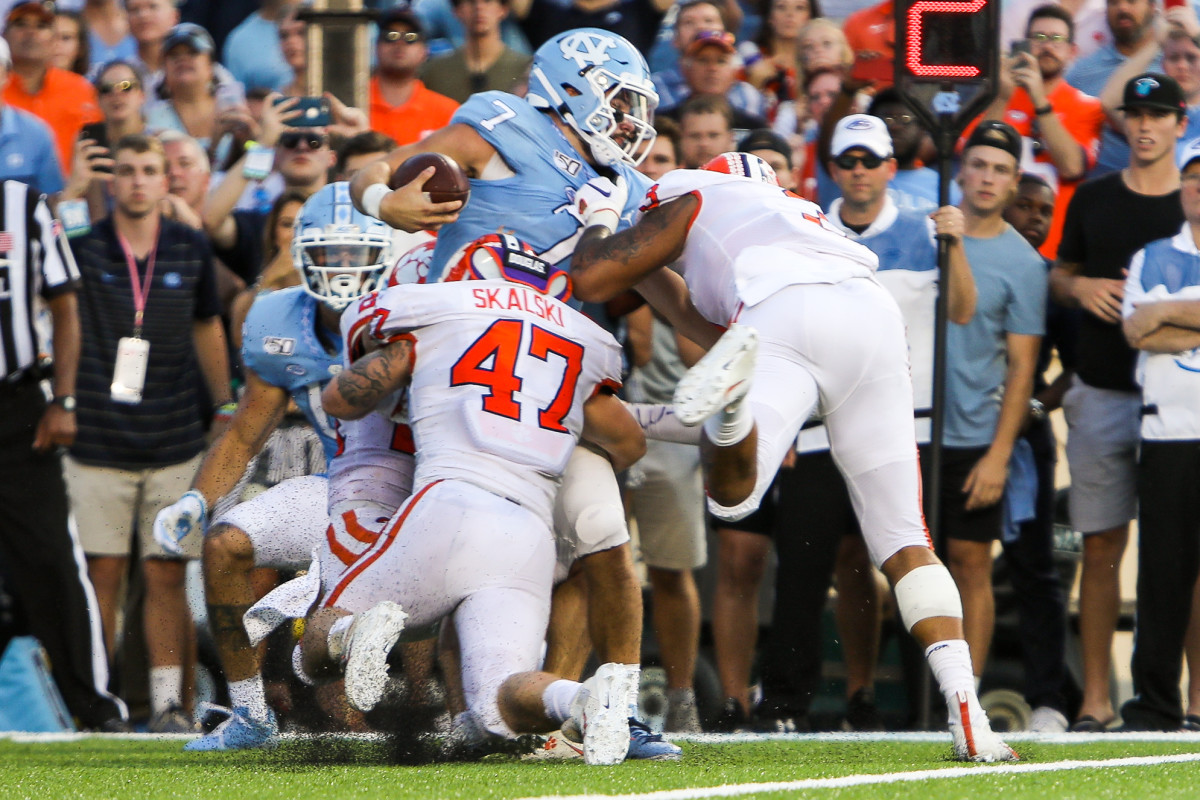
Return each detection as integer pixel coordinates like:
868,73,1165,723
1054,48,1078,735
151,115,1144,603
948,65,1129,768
949,692,1018,762
569,663,637,765
342,601,408,713
627,719,682,761
183,705,278,751
673,324,758,427
522,729,585,761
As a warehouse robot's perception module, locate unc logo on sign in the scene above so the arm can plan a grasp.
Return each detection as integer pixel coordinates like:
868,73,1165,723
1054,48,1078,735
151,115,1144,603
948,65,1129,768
263,336,296,356
558,30,618,69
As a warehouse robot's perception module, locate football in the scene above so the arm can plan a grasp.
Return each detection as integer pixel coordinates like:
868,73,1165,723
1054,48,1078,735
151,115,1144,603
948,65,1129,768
388,152,470,205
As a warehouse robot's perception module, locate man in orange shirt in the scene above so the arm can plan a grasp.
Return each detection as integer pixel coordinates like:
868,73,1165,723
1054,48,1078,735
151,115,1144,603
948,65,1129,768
2,1,101,174
368,3,458,146
961,4,1104,258
843,0,894,89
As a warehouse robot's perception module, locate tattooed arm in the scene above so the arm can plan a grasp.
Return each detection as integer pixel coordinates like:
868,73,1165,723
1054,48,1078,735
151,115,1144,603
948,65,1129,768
321,338,414,421
571,194,697,303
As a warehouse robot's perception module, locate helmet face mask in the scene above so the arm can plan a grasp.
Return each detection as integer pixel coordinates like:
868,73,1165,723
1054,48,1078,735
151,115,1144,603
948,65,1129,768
292,183,396,310
527,28,659,168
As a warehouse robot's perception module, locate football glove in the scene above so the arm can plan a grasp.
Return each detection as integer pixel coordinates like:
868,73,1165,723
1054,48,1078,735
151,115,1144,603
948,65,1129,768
574,176,628,233
153,490,208,557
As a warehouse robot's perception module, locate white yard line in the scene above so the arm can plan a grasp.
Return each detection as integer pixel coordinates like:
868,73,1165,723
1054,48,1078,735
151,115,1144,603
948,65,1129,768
515,752,1200,800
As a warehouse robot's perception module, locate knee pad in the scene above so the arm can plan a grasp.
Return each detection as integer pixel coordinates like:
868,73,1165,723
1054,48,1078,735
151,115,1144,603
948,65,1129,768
893,564,963,633
569,501,629,558
706,492,761,524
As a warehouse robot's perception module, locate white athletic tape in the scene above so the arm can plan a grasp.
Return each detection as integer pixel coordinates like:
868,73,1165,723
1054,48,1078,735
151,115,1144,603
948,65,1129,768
893,564,963,632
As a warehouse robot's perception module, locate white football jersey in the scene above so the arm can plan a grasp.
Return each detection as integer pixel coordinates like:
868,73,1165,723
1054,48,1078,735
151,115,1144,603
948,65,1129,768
640,170,879,325
366,280,624,521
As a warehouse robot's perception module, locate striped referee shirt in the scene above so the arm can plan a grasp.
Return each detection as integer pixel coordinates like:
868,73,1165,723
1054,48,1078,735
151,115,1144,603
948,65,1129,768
0,179,80,381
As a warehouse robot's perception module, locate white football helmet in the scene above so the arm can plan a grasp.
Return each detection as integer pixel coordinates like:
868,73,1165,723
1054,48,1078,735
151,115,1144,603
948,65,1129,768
292,182,396,310
526,28,659,168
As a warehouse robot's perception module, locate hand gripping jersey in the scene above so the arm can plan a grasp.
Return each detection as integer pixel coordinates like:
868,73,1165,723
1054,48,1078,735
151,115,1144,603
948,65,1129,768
427,91,652,284
241,286,343,461
365,279,623,523
639,169,879,326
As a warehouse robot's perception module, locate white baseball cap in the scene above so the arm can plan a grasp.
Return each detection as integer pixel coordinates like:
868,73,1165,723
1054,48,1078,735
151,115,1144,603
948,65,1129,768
0,38,10,70
831,114,893,159
1178,137,1200,171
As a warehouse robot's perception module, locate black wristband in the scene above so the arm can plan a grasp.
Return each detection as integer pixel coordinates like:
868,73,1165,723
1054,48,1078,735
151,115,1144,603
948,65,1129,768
1034,103,1053,116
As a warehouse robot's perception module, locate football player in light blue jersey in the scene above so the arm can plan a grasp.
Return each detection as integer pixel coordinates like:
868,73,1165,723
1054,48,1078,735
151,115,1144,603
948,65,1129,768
152,183,397,751
350,29,705,757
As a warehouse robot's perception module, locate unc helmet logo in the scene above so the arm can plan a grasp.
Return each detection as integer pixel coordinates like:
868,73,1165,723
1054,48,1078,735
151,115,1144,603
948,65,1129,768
558,30,620,69
1134,77,1160,96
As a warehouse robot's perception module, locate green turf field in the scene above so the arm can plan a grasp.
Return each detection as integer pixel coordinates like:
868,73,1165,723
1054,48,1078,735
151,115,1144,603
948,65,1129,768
4,734,1200,800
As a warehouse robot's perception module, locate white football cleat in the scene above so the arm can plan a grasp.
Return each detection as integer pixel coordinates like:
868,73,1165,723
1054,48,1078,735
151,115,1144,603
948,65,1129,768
569,663,637,766
673,324,758,427
949,691,1018,762
342,601,408,713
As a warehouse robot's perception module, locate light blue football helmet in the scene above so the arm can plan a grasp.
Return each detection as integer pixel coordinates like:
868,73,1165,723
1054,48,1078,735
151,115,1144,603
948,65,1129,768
526,27,659,168
292,182,397,310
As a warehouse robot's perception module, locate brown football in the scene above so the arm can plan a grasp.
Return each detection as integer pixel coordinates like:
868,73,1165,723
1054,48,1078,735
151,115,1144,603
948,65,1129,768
388,152,470,205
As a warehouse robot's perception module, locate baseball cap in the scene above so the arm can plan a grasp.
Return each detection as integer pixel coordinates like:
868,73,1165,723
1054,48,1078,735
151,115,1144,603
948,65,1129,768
0,38,9,69
1178,137,1200,171
5,1,54,27
685,29,736,57
831,114,893,159
1118,72,1186,114
738,128,792,169
963,120,1022,163
378,1,423,35
162,23,215,56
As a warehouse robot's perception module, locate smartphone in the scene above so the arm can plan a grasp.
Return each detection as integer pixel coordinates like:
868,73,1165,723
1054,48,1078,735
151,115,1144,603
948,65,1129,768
1010,39,1032,58
274,96,333,128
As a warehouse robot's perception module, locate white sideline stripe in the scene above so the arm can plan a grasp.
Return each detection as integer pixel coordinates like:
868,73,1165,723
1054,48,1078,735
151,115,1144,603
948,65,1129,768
515,752,1200,800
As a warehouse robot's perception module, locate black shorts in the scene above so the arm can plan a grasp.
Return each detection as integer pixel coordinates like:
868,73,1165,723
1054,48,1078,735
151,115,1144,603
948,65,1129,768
926,445,1003,544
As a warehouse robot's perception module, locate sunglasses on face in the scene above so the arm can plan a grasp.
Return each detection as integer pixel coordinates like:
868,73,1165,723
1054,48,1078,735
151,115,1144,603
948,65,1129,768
880,113,915,126
279,132,326,150
381,29,421,44
98,79,139,95
1029,32,1070,44
833,153,885,170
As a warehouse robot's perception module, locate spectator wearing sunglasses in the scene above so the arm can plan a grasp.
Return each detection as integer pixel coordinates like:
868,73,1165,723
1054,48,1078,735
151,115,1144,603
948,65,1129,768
0,36,63,192
2,1,102,177
369,3,458,146
59,59,147,216
202,92,333,285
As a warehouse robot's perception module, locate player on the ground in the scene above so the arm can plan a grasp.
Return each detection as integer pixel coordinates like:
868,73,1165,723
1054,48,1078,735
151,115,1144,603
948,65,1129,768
152,183,416,750
568,154,1017,762
347,27,706,759
304,241,648,765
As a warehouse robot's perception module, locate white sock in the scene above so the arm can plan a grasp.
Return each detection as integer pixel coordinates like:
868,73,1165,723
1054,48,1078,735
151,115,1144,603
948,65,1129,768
327,615,354,663
149,665,184,715
228,675,270,722
624,403,702,445
702,401,753,446
543,679,581,724
924,640,979,720
617,663,642,718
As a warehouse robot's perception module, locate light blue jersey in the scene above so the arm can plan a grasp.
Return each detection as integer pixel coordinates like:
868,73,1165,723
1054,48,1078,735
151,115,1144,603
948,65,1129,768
241,287,343,461
428,91,652,287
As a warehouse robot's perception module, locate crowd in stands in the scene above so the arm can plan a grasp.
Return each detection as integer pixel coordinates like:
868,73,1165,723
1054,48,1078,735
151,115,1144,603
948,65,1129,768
3,0,1200,741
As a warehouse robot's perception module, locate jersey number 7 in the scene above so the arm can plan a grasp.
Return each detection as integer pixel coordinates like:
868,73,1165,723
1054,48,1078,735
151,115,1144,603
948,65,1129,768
450,319,584,433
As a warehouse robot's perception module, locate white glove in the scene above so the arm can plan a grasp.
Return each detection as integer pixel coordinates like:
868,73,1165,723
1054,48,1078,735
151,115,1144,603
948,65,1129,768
153,490,208,557
575,176,628,233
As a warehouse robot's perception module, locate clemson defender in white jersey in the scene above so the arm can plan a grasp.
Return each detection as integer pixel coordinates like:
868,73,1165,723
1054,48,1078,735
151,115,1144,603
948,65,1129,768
302,241,650,765
568,153,1017,763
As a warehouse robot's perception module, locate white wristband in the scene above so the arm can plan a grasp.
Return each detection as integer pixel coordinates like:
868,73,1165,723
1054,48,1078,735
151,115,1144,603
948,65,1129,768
362,183,389,219
589,209,621,234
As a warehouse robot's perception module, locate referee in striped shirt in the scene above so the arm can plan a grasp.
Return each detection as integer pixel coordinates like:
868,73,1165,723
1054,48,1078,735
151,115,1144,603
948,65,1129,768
0,179,127,730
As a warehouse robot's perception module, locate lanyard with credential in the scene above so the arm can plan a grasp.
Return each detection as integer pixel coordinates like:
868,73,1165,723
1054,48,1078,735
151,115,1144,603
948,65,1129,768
117,227,158,339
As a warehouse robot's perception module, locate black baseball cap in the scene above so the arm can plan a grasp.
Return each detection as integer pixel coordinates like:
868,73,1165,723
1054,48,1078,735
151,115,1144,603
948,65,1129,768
378,1,423,35
738,128,792,169
964,120,1022,164
1118,72,1186,115
162,23,215,56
